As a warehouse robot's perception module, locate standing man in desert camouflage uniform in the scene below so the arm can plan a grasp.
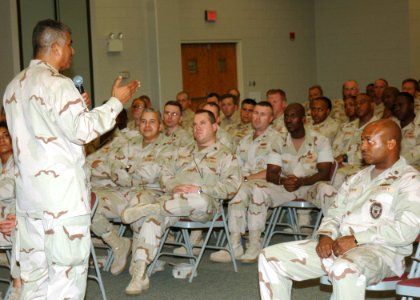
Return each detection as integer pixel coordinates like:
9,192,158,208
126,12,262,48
2,19,140,299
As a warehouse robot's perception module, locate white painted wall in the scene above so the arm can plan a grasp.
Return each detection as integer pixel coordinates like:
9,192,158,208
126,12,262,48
2,0,420,109
314,0,410,99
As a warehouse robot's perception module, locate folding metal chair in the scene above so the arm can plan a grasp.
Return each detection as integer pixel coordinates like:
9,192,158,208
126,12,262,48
320,235,420,298
396,235,420,300
147,199,238,282
262,161,338,247
0,245,12,299
89,192,107,300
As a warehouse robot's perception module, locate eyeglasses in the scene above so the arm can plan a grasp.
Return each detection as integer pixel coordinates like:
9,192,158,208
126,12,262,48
132,105,145,110
164,112,180,117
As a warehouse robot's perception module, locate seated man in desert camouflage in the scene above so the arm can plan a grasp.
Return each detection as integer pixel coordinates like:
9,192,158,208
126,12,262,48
393,92,420,170
307,96,340,144
332,93,379,188
225,98,256,146
259,119,420,300
162,100,193,147
120,110,241,295
89,108,172,276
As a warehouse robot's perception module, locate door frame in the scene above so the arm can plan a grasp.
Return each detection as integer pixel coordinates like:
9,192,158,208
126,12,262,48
180,40,243,99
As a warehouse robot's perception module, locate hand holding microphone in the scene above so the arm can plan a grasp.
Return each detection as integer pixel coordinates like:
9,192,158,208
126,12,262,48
73,75,91,107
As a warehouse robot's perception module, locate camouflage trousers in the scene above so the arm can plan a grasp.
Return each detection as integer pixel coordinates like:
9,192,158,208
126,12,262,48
91,187,161,237
228,180,336,234
16,215,91,300
258,240,394,300
133,192,216,263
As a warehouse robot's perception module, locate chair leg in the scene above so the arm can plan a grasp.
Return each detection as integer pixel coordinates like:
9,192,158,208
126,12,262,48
147,228,171,277
221,211,238,273
89,242,107,300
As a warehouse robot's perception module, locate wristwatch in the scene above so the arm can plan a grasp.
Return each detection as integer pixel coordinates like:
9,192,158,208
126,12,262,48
244,176,248,182
198,186,203,194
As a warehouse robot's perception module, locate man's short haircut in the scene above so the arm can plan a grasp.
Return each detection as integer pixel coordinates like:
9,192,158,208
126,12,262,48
285,103,306,118
0,121,8,131
164,100,183,115
266,89,287,100
32,19,71,57
177,90,190,99
313,96,332,111
207,92,220,101
376,78,389,86
402,78,420,91
142,108,162,123
397,92,415,105
131,97,147,108
196,109,216,124
309,84,324,95
220,93,238,105
241,98,257,107
203,102,220,115
256,101,273,110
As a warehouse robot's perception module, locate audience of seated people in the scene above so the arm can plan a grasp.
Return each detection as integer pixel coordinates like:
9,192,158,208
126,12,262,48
2,76,420,298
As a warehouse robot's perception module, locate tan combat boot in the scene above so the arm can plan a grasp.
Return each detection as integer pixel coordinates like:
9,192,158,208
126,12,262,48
173,230,204,256
240,231,261,263
102,229,132,275
125,260,150,295
209,233,243,263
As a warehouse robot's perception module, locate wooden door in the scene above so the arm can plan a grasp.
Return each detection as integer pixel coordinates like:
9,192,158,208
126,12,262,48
181,43,237,111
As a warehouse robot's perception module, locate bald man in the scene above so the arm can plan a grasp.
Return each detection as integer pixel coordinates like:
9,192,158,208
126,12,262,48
258,119,420,300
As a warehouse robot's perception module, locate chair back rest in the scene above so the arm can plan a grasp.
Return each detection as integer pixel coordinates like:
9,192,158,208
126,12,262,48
409,234,420,278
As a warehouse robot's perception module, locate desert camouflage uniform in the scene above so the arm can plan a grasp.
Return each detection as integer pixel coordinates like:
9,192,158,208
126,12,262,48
181,108,195,130
228,126,283,234
271,115,288,136
133,142,241,263
0,156,20,279
164,126,193,148
259,157,420,300
400,114,420,169
90,133,172,237
220,110,240,129
374,102,385,119
3,59,121,299
332,116,379,188
217,126,236,152
306,116,340,144
226,122,253,147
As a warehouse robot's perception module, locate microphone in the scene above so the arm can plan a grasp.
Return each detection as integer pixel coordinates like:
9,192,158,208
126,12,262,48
73,75,85,94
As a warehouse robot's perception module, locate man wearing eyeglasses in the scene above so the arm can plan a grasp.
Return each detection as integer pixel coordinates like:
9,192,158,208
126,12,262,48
120,110,241,295
162,100,193,147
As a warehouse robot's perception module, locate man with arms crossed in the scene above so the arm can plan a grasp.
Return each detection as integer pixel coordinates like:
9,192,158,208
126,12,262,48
2,19,139,299
258,119,420,300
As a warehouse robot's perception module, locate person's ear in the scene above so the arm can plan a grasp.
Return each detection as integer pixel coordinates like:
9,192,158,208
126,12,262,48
387,139,397,150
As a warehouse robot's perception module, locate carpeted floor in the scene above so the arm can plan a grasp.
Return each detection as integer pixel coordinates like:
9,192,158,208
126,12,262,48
0,235,399,300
